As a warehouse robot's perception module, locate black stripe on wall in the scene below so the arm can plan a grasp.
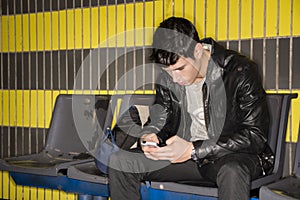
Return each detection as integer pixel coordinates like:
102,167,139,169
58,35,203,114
1,0,153,15
1,126,45,158
1,37,300,90
219,38,300,89
1,47,154,90
292,37,300,88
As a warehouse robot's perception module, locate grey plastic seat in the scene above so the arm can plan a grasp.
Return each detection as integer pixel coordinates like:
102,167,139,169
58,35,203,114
0,94,111,176
150,93,298,198
66,94,155,198
259,127,300,200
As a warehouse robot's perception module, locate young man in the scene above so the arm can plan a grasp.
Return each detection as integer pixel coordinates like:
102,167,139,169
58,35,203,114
109,17,273,200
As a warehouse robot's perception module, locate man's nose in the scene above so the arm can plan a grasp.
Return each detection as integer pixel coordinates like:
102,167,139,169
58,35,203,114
171,71,180,83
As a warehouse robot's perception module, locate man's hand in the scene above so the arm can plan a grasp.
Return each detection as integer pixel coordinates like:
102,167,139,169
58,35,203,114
145,136,193,163
140,133,160,153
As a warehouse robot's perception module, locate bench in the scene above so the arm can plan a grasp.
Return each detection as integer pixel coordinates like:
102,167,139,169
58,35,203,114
64,93,298,200
0,94,110,192
0,93,155,199
1,93,297,200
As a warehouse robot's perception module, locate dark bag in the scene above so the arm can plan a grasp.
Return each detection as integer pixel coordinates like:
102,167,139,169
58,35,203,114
94,127,119,174
94,106,142,174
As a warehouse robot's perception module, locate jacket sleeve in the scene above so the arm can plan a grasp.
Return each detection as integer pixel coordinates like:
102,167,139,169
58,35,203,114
193,63,270,159
140,73,181,146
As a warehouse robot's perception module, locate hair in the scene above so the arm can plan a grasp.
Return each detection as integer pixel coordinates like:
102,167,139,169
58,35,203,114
151,17,201,66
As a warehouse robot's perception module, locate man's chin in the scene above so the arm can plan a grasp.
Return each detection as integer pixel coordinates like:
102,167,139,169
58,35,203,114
177,82,186,86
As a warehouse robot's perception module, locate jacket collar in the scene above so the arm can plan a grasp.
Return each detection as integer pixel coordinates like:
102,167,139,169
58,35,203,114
200,38,226,69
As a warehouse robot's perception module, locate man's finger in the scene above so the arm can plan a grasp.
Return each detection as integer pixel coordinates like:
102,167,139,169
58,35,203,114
144,152,159,160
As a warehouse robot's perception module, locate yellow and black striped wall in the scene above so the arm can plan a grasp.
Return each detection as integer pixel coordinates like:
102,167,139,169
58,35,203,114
1,0,300,199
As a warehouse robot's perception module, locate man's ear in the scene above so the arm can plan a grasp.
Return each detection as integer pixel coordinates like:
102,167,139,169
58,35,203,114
194,43,203,59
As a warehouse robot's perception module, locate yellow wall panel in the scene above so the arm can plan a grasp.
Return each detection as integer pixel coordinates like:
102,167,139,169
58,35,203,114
10,91,16,126
0,89,151,128
135,3,144,46
59,192,67,200
107,6,116,47
279,0,291,36
30,91,37,127
30,187,37,200
174,0,184,17
146,4,157,46
0,90,61,128
38,188,45,200
117,5,126,47
59,11,67,50
16,91,24,127
10,178,16,200
44,12,51,50
74,9,83,49
3,90,9,126
37,13,44,51
241,0,252,39
67,10,75,49
154,1,163,28
194,0,205,38
23,186,30,199
206,0,216,39
184,0,195,24
16,15,23,52
22,15,30,51
52,12,59,50
9,16,15,51
1,1,300,52
229,0,239,40
266,0,278,37
144,3,155,45
23,90,30,127
125,4,134,46
1,16,9,52
99,7,107,48
52,190,60,200
29,14,37,51
16,185,23,200
37,91,46,128
45,188,52,200
253,0,264,38
0,93,2,125
163,0,172,19
83,9,91,48
91,7,100,48
2,171,9,199
218,0,228,40
0,171,2,198
293,0,300,35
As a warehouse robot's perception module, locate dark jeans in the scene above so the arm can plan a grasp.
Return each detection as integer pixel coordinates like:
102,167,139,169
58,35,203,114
109,149,262,200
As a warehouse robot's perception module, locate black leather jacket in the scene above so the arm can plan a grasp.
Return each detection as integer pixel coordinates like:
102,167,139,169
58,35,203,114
143,38,271,164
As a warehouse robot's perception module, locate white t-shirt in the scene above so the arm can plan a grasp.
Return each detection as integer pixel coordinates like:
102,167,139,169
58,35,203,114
185,78,208,141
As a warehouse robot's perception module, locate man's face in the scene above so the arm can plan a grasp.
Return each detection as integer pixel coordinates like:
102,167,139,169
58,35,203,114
163,56,202,86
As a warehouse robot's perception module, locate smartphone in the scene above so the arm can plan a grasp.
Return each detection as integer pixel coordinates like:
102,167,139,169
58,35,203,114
141,141,159,148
